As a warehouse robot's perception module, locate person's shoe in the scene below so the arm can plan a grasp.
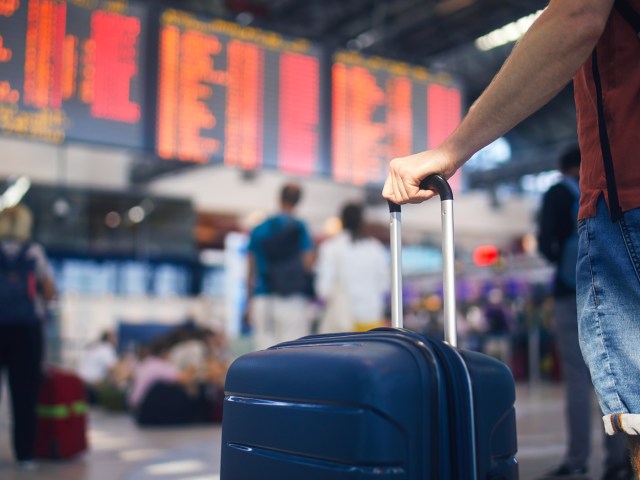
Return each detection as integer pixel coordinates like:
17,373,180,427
16,460,38,471
538,464,589,479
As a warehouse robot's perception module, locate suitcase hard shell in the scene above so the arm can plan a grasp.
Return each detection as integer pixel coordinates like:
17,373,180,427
221,175,518,480
35,367,88,459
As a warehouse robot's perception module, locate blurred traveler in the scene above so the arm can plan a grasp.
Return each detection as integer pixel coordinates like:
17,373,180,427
484,288,512,335
200,328,230,385
246,183,314,350
128,339,195,411
538,147,630,479
0,204,56,468
168,326,207,373
382,1,640,476
131,336,224,425
77,330,118,403
168,326,229,384
482,288,514,365
315,202,389,333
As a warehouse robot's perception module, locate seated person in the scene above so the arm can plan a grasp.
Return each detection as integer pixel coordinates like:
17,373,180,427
168,326,230,386
168,328,207,373
169,327,230,423
129,339,197,424
202,328,231,385
77,330,118,403
134,382,196,426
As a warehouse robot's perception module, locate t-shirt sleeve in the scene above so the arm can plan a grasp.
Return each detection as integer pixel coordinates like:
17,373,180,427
248,219,269,254
247,228,258,253
299,221,314,251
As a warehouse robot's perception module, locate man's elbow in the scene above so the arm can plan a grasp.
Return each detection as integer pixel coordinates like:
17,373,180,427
580,12,608,44
570,1,611,44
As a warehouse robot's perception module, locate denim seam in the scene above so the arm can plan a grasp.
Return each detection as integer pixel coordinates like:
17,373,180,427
618,216,640,284
584,217,598,308
585,217,624,413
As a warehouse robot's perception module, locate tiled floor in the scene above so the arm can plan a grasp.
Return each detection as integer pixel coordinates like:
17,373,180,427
0,381,618,480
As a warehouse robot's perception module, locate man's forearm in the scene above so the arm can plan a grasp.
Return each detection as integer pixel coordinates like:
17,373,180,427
442,0,613,169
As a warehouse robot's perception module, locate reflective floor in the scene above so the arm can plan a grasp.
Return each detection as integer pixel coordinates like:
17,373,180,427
0,382,615,480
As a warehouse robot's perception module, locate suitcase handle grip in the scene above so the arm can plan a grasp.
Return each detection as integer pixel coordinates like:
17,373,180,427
385,175,453,212
419,174,454,200
387,174,457,347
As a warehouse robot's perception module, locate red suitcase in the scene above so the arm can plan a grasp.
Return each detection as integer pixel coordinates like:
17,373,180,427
35,367,89,459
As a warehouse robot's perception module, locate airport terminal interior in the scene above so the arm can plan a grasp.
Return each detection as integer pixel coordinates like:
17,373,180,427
0,0,624,479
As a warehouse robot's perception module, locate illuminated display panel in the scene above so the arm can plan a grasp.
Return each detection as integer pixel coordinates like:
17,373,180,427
332,51,462,187
157,9,325,176
0,0,147,147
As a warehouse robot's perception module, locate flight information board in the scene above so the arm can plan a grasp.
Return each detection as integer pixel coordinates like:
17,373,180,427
332,51,462,186
0,0,147,147
157,9,325,176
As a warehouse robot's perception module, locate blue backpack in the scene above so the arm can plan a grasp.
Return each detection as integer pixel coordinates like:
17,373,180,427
0,243,39,324
261,218,312,297
558,178,580,289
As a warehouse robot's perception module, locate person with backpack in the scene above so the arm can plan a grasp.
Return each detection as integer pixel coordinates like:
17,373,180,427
246,183,314,351
538,147,631,479
0,204,56,469
381,0,640,474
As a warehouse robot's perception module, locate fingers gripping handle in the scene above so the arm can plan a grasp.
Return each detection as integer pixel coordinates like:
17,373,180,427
419,174,454,200
387,174,457,347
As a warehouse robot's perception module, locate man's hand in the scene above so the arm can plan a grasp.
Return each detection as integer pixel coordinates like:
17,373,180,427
382,146,458,205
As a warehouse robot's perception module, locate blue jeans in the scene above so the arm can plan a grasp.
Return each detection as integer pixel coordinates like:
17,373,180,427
577,196,640,435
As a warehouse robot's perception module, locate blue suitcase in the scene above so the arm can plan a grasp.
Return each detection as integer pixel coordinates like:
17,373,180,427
221,175,518,480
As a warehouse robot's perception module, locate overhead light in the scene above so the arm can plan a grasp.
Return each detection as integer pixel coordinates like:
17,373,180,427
0,176,31,211
128,205,146,224
346,31,380,51
53,197,71,218
475,9,544,51
105,211,122,228
236,11,254,26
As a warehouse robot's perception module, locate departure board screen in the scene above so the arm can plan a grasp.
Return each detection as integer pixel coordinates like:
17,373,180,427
332,51,463,186
157,9,325,176
0,0,147,147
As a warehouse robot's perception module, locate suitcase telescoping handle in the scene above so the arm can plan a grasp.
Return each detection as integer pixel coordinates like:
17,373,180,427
388,174,457,347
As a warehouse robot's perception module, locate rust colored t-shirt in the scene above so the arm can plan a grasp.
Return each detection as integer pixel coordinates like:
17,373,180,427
573,2,640,219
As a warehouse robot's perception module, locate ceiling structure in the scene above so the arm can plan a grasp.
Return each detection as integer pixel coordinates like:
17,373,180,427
139,0,575,187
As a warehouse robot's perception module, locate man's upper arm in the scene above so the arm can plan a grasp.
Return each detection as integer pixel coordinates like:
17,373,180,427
299,222,314,251
247,228,259,254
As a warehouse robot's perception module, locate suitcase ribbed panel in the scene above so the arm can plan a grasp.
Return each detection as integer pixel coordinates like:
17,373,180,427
221,330,518,480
